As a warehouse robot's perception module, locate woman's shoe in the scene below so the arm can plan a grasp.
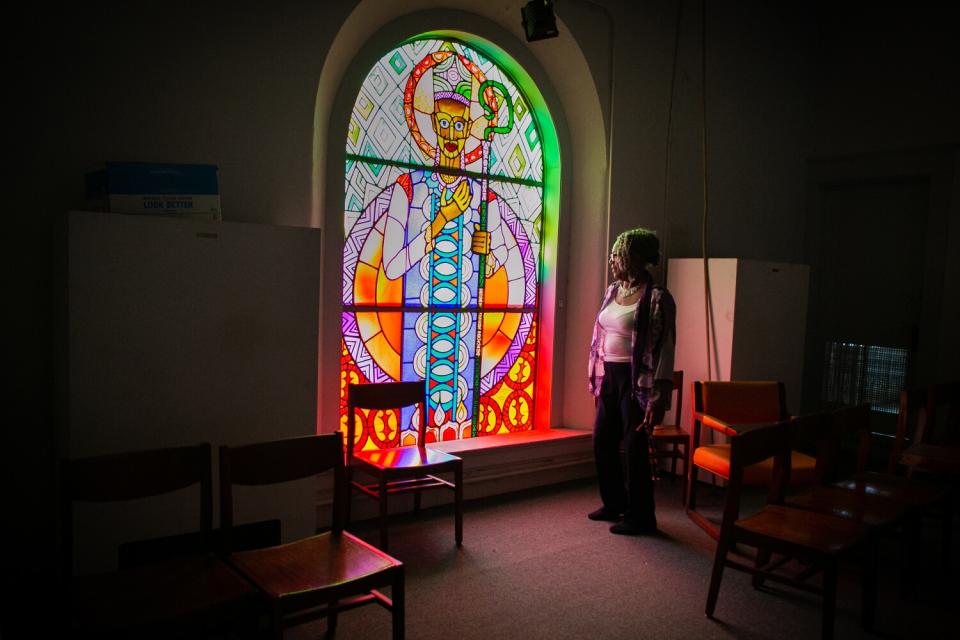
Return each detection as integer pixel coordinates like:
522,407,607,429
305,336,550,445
609,520,657,535
587,507,622,522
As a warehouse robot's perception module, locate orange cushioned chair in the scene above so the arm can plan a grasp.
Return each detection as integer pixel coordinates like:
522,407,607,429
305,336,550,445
686,380,819,539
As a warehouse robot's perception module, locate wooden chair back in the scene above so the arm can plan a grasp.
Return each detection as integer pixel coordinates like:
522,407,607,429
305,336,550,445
219,433,346,548
60,443,212,577
921,382,960,445
890,384,960,472
346,381,427,459
695,381,787,425
828,404,873,478
891,387,928,471
723,420,795,521
795,406,868,486
668,370,684,426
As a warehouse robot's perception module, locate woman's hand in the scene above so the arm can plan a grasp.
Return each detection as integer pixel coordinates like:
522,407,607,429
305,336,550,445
636,403,665,432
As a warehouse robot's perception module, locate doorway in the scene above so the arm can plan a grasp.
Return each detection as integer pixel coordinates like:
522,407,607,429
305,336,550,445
803,149,953,445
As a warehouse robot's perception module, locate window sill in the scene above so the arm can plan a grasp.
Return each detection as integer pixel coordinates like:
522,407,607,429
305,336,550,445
318,427,594,523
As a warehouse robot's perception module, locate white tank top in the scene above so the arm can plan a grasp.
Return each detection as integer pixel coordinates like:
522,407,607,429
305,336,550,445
599,300,637,362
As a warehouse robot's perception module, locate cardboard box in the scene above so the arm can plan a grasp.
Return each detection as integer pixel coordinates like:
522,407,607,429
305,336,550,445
86,162,221,220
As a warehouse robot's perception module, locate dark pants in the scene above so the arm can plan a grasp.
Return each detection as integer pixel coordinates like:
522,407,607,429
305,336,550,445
593,362,656,526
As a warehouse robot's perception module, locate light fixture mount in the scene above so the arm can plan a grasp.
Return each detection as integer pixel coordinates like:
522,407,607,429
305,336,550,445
521,0,559,42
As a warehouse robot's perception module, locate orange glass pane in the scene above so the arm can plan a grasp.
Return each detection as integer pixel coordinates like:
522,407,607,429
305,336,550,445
355,262,378,304
481,312,504,346
482,330,513,372
500,311,521,340
356,311,381,342
366,331,401,380
484,266,508,306
379,312,403,356
376,265,403,305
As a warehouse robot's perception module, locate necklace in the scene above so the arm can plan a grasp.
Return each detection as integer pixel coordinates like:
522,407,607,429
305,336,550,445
618,281,642,297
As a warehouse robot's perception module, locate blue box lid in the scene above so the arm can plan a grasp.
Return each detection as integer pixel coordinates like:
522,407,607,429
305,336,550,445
88,162,219,196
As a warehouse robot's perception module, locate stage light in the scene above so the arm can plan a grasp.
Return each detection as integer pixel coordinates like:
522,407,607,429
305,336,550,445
521,0,559,42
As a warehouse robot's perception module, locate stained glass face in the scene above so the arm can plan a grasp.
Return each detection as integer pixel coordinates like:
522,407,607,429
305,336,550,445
342,37,547,449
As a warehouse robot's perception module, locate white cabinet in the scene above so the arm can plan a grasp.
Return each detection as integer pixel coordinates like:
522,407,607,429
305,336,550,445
59,211,321,572
666,259,810,431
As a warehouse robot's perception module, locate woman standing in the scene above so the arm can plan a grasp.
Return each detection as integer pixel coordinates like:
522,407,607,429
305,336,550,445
587,228,676,535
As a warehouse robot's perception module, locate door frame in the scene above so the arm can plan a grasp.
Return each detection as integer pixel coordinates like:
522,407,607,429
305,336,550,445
802,145,958,413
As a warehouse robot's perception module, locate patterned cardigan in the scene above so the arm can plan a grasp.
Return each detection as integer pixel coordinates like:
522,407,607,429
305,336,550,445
588,278,677,412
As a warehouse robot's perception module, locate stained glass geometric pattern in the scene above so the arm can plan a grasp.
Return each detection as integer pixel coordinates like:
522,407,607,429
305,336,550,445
342,36,546,449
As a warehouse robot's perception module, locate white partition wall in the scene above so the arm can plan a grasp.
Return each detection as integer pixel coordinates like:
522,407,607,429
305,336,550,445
60,211,321,572
666,259,810,433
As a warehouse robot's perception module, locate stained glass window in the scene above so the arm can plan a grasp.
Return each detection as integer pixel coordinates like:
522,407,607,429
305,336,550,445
342,36,548,449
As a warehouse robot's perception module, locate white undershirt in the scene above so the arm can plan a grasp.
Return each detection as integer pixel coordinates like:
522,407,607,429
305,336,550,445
599,299,637,362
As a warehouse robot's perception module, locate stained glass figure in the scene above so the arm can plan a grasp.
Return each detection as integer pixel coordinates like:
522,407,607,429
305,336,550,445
343,37,546,449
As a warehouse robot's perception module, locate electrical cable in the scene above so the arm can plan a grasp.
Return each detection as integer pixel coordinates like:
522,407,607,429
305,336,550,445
699,0,715,381
661,0,684,285
578,0,616,290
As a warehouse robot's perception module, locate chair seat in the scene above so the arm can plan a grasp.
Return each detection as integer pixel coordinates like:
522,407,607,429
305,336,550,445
652,425,688,441
693,444,818,485
786,486,907,527
736,504,869,554
353,445,460,472
71,553,256,632
834,472,945,506
228,532,401,604
900,443,960,474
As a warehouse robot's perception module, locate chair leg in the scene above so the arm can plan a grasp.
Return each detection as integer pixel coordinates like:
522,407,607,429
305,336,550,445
687,464,699,511
454,462,463,546
670,442,679,481
942,492,953,571
705,539,728,618
900,513,921,599
822,563,838,640
861,539,878,632
327,600,339,637
752,548,771,589
413,486,422,515
392,565,405,640
379,478,390,551
344,470,353,528
270,601,284,640
681,443,690,507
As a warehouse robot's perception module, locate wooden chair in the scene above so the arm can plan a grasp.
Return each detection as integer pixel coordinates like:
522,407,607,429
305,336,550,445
705,418,878,640
61,443,256,638
650,370,689,501
347,381,463,551
220,433,404,640
786,406,910,529
892,382,960,477
833,402,948,505
828,402,952,571
686,381,818,539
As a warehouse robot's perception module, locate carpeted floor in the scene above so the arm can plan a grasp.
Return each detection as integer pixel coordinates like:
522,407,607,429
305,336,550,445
290,478,956,639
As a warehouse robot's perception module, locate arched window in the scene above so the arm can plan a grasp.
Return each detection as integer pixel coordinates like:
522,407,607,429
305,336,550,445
341,35,552,450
